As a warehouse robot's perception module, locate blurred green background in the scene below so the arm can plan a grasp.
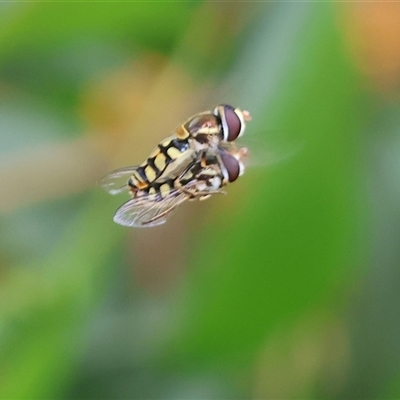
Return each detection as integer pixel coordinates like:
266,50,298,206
1,2,400,399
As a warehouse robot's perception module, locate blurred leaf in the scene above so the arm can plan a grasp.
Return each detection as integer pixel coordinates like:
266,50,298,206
384,367,400,400
0,3,198,61
339,104,400,399
0,193,125,399
165,3,364,371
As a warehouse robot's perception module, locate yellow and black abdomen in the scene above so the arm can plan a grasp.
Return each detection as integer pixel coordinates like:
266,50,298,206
129,137,191,190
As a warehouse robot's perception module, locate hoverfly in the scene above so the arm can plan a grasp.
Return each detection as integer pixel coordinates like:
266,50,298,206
101,104,251,227
102,144,248,227
101,105,251,196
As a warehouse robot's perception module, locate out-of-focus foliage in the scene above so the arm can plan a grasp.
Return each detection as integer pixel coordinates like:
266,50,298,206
0,2,399,399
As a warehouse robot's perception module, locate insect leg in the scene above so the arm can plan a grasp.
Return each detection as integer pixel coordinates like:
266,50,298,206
180,187,226,198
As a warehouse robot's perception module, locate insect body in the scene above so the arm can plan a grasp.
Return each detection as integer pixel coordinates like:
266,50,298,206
101,104,251,227
105,146,247,227
101,105,250,197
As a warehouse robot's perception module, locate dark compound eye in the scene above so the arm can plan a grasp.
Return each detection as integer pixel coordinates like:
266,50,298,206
220,152,240,182
214,105,245,142
224,105,242,141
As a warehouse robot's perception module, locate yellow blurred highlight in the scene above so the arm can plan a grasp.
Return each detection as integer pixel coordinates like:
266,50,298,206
0,137,105,214
253,311,350,399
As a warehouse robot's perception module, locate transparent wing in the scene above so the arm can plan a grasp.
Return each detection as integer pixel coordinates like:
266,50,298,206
113,188,190,228
100,166,138,195
236,129,304,168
